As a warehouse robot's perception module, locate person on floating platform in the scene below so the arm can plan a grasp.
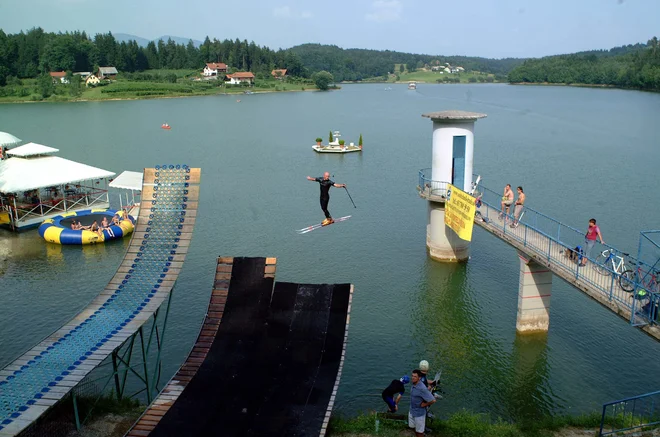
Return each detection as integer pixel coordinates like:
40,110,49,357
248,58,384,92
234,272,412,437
306,172,346,225
100,216,115,237
382,375,409,413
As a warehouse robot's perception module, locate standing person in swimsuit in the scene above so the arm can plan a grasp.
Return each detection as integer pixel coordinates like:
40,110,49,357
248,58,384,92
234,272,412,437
500,184,514,219
306,172,346,225
511,186,525,228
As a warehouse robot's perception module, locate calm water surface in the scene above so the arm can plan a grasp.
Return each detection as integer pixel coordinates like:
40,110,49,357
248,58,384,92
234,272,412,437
1,84,660,421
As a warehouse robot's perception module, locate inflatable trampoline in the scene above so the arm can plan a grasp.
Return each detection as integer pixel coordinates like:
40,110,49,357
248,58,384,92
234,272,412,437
38,209,135,245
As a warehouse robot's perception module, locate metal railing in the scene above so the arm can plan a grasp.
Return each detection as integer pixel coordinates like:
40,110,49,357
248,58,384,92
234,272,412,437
599,390,660,435
416,170,659,327
418,168,449,200
475,182,659,326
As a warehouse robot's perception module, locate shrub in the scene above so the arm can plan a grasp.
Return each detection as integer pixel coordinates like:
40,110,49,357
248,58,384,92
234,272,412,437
339,139,345,146
315,138,323,143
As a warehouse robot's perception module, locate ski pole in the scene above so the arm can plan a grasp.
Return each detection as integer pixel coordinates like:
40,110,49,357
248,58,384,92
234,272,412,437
344,187,357,208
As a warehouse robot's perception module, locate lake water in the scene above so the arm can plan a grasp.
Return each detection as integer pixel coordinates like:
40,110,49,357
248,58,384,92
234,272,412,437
1,83,660,422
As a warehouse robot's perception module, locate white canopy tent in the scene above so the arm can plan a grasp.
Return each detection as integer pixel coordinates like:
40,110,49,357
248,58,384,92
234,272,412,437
0,132,21,147
6,142,59,157
0,156,115,193
109,171,143,191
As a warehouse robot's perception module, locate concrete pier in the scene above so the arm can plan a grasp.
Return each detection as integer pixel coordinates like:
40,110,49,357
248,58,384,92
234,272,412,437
516,251,552,333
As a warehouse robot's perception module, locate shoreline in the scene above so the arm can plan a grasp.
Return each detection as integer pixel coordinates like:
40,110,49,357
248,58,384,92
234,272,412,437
0,86,315,105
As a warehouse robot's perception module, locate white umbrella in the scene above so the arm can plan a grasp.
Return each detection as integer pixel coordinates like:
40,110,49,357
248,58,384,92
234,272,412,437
0,132,21,147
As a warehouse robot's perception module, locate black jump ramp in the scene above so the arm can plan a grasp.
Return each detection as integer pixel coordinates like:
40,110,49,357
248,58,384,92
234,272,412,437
132,257,352,437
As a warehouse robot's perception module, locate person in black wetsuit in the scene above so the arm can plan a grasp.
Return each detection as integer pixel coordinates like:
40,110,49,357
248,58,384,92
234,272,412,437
382,375,409,413
306,172,346,225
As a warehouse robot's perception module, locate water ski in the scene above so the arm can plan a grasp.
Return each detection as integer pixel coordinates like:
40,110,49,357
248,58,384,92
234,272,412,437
296,215,351,234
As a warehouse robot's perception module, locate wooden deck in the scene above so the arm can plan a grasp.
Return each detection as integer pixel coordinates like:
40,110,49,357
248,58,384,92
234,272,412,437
474,202,660,341
0,167,201,436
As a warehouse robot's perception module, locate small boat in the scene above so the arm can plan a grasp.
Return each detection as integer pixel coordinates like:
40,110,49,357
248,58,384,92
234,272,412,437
312,131,362,154
408,82,417,90
236,99,241,103
161,124,171,130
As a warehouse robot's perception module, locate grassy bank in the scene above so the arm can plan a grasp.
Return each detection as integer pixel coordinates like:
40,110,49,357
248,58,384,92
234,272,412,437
360,68,507,84
327,410,660,437
0,70,317,103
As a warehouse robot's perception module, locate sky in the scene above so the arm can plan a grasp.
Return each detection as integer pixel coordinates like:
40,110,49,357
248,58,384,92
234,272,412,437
0,0,658,58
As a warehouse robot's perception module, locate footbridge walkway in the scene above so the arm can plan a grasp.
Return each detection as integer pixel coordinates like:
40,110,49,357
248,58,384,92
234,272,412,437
0,165,200,436
418,169,660,341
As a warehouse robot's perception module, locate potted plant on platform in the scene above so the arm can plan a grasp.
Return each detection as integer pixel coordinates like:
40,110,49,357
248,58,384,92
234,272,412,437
339,139,345,150
359,133,363,149
316,137,323,146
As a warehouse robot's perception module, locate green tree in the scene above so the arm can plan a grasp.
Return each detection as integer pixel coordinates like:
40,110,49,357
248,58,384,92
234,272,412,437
359,134,363,146
312,70,333,90
399,64,404,73
37,73,54,98
329,130,333,143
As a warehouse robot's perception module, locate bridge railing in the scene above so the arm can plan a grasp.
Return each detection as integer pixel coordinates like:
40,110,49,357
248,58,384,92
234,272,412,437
475,183,660,325
599,390,660,436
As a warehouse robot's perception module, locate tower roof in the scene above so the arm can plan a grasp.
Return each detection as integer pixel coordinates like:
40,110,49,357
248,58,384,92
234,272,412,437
422,110,487,121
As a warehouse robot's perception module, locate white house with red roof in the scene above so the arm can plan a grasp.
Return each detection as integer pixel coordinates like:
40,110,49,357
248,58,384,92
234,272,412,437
271,69,287,79
226,72,255,85
203,62,228,77
49,71,69,84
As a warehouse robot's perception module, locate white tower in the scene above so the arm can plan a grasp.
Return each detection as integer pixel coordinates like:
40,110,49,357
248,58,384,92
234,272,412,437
419,110,486,262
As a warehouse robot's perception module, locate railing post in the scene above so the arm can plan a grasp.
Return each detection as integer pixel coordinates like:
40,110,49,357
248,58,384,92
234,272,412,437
609,272,615,301
524,225,528,247
547,239,551,262
72,391,81,431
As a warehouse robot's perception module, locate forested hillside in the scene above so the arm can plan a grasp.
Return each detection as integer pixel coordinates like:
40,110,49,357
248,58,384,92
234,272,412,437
289,44,524,81
0,28,304,85
508,39,660,91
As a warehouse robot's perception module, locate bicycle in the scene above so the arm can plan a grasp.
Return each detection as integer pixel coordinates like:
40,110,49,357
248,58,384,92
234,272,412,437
593,249,631,277
619,266,660,293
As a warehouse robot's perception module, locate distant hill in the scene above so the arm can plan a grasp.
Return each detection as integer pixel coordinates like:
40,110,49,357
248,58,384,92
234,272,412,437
114,33,151,46
507,38,659,91
113,33,202,48
289,43,524,81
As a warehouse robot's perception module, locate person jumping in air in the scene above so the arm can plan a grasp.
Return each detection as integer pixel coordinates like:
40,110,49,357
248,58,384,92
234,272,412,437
381,375,410,413
306,172,346,225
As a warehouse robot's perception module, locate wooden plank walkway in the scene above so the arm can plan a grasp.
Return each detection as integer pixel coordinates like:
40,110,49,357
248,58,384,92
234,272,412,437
474,202,660,341
0,167,201,436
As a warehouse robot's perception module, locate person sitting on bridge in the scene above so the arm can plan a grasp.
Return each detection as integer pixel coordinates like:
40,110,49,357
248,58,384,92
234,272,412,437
499,184,514,219
382,375,409,413
510,186,525,228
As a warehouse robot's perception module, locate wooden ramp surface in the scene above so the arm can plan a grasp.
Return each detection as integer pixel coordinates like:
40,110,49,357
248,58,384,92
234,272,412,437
0,167,200,436
126,256,353,437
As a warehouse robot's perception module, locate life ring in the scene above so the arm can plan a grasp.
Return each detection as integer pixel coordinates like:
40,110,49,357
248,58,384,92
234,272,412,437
38,209,135,245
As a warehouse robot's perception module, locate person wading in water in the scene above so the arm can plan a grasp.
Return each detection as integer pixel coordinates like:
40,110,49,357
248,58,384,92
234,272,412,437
306,172,346,225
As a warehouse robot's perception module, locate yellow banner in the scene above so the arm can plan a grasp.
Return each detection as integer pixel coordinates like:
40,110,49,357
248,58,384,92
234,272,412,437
444,184,476,241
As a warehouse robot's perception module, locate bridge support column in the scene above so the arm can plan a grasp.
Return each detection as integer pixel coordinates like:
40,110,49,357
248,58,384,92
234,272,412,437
516,252,552,333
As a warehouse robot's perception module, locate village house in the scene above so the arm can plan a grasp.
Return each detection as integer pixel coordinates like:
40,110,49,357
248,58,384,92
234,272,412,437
73,72,92,80
203,62,228,77
97,66,118,80
271,69,287,79
49,71,69,84
85,74,100,87
225,72,255,85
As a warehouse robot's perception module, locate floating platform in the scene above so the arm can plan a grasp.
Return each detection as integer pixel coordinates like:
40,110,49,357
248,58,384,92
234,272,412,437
312,144,362,153
126,256,354,437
